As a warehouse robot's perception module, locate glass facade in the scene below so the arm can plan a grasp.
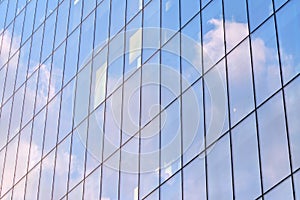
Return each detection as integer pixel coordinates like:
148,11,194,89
0,0,299,199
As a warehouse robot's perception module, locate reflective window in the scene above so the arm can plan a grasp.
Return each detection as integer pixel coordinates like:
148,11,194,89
41,11,56,63
162,0,179,43
46,0,58,17
295,170,300,200
276,0,300,83
34,0,47,30
247,0,273,31
126,0,142,22
207,134,233,199
183,155,206,200
28,24,43,74
5,0,17,28
82,0,96,19
110,0,126,38
0,0,8,30
251,16,281,105
94,0,110,50
264,178,293,200
100,151,120,200
144,189,159,200
202,0,224,72
160,171,182,200
68,0,83,34
227,39,254,126
284,76,300,170
232,114,261,199
38,150,55,200
0,98,12,148
11,176,26,199
160,99,181,182
67,179,83,200
64,27,80,86
83,166,101,199
15,39,30,89
52,136,71,200
78,11,95,70
180,0,199,27
22,0,36,42
224,0,248,52
257,92,290,191
274,0,288,10
54,0,70,48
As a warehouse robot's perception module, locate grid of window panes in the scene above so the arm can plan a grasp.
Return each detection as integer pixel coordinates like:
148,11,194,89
0,0,299,199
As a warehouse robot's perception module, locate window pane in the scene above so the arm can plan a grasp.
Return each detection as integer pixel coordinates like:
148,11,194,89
247,0,273,31
162,0,179,43
25,162,40,199
41,11,56,63
83,166,101,199
202,0,224,72
224,0,248,52
126,0,142,22
180,0,199,27
295,170,300,200
264,178,293,200
68,0,82,33
160,171,182,200
227,39,254,126
257,92,290,191
232,114,261,199
110,0,126,37
284,76,300,171
207,134,233,199
183,155,206,200
68,180,83,200
94,0,110,50
54,0,70,48
251,16,281,105
276,0,300,83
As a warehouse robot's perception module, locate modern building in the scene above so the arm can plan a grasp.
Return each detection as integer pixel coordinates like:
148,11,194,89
0,0,299,199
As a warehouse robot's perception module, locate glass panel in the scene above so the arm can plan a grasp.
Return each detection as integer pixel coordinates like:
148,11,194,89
1,137,18,195
5,0,17,28
160,171,182,200
204,59,229,145
0,0,8,30
251,17,281,105
85,105,104,174
22,0,36,42
74,62,91,126
126,0,142,22
46,0,58,17
0,98,12,148
247,0,273,31
83,166,101,199
41,11,57,63
68,120,87,190
14,122,32,183
110,0,126,38
142,0,160,62
207,134,233,199
160,99,181,182
64,27,80,86
68,0,83,33
11,176,26,199
24,163,40,199
82,0,96,19
182,80,204,165
161,0,179,43
28,24,43,75
224,0,248,52
232,114,261,199
181,13,202,90
8,85,24,138
68,180,83,200
15,39,30,89
144,189,159,200
274,0,288,10
29,108,46,170
34,0,47,30
161,33,180,108
103,87,122,159
183,155,206,200
264,178,293,200
140,116,160,199
202,0,224,72
119,138,139,200
51,42,66,99
141,53,160,126
100,151,120,200
284,76,300,170
121,69,140,142
52,136,71,200
43,93,61,156
94,0,110,50
11,9,24,51
22,70,38,127
257,92,290,191
78,11,95,70
58,79,75,141
227,39,254,126
180,0,199,27
54,0,70,48
90,47,107,111
276,0,300,83
38,150,55,200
